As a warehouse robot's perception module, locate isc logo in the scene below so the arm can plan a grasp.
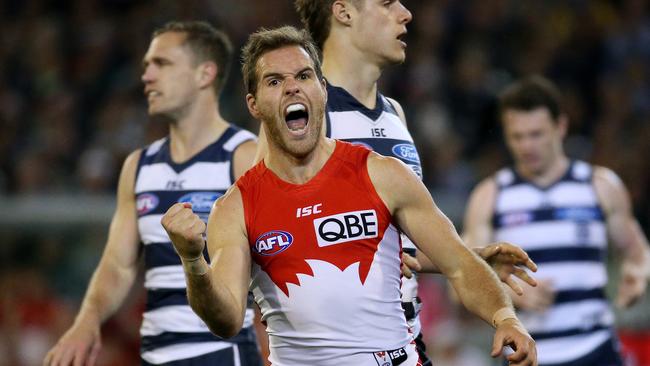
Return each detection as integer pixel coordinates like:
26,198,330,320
312,210,378,247
253,230,293,256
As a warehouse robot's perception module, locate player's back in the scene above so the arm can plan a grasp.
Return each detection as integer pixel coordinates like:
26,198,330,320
135,125,258,364
238,141,412,366
492,161,617,365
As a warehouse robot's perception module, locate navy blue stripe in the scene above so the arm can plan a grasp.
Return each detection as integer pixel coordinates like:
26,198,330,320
326,83,395,120
141,326,257,352
527,247,605,264
144,242,180,268
531,324,610,341
137,190,224,217
146,288,188,310
145,242,210,269
554,288,606,305
493,206,604,228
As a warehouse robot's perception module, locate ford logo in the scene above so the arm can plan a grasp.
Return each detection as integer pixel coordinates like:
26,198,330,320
254,230,294,256
392,144,420,164
178,192,222,213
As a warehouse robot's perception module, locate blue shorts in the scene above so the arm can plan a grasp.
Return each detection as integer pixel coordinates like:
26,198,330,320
141,343,263,366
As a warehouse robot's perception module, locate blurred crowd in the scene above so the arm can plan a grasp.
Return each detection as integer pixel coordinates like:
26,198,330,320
1,0,649,365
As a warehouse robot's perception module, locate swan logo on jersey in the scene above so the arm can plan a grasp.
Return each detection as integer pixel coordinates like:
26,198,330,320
136,193,159,215
254,231,294,256
313,209,378,247
392,144,420,164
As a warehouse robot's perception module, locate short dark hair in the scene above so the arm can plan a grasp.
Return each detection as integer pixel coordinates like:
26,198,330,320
498,75,564,122
294,0,362,50
153,21,233,95
241,25,323,95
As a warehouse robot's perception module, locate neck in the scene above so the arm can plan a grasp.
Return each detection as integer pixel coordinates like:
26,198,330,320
167,93,228,163
264,138,336,185
321,36,382,109
517,155,570,187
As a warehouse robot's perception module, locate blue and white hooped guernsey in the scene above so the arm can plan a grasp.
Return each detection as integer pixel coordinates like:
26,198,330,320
135,125,257,364
325,83,424,336
492,160,617,365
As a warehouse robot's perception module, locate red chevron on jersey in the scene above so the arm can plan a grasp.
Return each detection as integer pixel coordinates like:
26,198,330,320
238,141,392,296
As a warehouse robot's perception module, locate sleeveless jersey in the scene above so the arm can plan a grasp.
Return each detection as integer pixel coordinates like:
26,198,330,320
135,125,257,364
325,82,424,335
492,161,615,365
238,141,411,366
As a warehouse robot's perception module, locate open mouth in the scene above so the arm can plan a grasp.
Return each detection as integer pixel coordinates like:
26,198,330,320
397,32,407,47
284,103,309,135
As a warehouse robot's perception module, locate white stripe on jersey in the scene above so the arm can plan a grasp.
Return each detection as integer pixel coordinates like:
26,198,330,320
328,111,413,141
138,214,167,244
496,182,601,211
136,161,231,192
520,299,613,333
534,262,607,290
145,265,186,289
536,330,611,365
142,306,255,337
223,130,256,152
145,138,166,157
495,221,607,250
141,342,234,365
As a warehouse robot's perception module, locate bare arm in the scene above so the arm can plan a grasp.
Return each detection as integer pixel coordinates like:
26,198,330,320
368,154,536,364
161,186,251,338
45,150,142,366
593,167,650,308
233,139,258,179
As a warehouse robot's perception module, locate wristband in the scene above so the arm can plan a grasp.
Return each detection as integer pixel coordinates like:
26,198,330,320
492,307,517,328
181,256,209,276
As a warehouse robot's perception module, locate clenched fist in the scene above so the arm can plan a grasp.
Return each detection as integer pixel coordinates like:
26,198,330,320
161,202,206,261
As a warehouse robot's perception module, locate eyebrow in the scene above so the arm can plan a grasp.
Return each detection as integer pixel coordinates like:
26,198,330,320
261,67,314,80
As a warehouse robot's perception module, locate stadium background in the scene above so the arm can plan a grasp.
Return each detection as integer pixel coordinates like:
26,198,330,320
0,0,648,365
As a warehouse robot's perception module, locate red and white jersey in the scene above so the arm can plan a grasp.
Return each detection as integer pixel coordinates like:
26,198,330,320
237,141,411,365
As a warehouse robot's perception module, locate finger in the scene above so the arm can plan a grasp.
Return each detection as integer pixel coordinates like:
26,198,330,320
491,335,504,357
87,341,101,366
506,342,526,363
505,276,524,296
513,267,537,287
59,346,77,366
44,349,54,366
402,253,421,271
482,245,501,259
401,263,413,279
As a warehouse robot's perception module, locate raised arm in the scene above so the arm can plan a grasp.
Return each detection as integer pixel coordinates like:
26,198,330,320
161,186,251,338
44,150,143,366
593,167,650,308
368,154,536,365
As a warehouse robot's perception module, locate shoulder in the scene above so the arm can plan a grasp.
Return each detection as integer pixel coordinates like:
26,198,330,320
385,96,407,126
592,165,629,213
470,176,498,199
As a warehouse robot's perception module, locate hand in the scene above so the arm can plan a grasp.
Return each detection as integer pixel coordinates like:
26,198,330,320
477,242,538,295
43,319,101,366
491,318,537,366
401,252,421,279
161,203,206,261
515,279,555,312
616,261,648,308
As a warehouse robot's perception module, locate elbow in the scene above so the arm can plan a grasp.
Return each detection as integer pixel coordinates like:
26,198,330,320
210,322,243,339
193,305,243,339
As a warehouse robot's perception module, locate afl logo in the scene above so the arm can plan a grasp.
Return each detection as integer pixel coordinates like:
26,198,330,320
392,144,420,164
136,193,159,215
254,231,294,256
178,192,222,213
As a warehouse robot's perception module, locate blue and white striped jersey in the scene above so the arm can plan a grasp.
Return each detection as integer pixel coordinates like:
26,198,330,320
135,125,257,364
325,83,424,336
492,160,615,365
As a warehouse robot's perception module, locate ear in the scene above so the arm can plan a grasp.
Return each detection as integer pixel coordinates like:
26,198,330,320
246,93,261,120
197,61,218,90
332,0,354,26
557,113,569,139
